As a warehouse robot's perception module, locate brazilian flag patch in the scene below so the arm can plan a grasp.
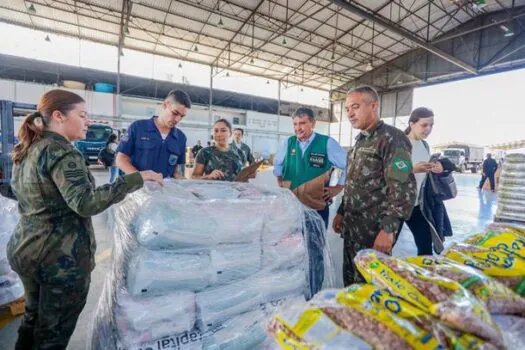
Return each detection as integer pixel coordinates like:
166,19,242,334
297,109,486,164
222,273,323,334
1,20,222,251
392,157,411,173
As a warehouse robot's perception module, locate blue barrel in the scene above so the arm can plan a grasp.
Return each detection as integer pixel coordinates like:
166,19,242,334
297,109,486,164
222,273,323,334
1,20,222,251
94,83,114,93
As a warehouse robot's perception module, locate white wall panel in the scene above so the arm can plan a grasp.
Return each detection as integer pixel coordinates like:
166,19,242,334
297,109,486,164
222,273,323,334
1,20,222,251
15,82,46,104
0,79,15,100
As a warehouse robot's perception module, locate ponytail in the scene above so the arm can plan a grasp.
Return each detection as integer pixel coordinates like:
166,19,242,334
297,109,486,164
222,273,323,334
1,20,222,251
404,126,411,135
12,111,47,164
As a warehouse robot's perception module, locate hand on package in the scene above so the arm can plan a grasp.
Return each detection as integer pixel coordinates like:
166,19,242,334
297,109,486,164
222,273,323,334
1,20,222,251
206,169,225,180
413,162,433,173
140,170,164,186
430,161,444,174
332,213,343,234
373,230,394,254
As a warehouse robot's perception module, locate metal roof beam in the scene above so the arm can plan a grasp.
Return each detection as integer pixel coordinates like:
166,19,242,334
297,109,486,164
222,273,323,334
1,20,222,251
329,0,478,75
21,0,338,85
210,0,266,67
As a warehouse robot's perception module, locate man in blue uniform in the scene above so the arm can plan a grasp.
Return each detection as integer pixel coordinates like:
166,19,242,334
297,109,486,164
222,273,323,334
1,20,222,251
116,90,191,179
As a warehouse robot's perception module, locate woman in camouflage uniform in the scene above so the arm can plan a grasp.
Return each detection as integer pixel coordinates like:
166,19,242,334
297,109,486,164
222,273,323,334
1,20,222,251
192,119,244,181
7,90,163,349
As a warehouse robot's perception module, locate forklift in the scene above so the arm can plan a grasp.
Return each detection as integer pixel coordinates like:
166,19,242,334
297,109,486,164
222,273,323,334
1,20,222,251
0,100,36,198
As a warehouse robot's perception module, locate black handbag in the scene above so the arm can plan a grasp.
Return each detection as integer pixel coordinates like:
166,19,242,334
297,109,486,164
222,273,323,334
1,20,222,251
98,147,115,167
428,171,457,201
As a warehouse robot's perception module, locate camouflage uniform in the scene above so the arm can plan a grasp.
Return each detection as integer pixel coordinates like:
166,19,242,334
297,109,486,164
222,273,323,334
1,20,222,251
195,145,244,182
233,142,255,165
7,131,143,350
337,121,416,286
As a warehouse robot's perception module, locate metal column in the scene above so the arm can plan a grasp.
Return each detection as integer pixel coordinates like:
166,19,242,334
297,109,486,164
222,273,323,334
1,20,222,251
208,65,213,139
277,80,281,117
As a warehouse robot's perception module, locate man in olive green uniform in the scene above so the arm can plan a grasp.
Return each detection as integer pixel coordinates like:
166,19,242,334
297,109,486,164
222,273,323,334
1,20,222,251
232,128,255,166
333,86,416,286
8,131,143,349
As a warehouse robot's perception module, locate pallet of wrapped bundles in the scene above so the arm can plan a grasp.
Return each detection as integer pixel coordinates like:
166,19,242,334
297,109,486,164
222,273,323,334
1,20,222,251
444,243,525,296
0,196,24,308
89,180,334,350
496,154,525,223
406,256,525,316
354,250,503,347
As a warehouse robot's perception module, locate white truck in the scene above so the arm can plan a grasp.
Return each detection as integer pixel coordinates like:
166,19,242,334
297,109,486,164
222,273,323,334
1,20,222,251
442,144,484,173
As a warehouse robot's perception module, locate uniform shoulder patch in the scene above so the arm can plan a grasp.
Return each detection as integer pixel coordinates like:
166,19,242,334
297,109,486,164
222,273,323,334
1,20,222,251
68,161,77,169
392,157,411,173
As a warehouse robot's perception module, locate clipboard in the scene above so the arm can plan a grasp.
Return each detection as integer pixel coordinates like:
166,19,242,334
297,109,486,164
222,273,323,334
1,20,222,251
235,161,264,182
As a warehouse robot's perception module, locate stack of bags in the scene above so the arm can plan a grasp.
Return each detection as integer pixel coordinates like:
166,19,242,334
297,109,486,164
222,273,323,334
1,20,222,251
496,153,525,223
90,180,333,350
268,224,525,349
0,196,23,307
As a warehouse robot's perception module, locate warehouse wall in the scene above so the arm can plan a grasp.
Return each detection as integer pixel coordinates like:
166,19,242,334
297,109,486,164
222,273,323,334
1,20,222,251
0,79,331,157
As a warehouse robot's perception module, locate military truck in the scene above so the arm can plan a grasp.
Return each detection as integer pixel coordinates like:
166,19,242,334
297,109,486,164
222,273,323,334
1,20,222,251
74,123,115,165
442,144,484,173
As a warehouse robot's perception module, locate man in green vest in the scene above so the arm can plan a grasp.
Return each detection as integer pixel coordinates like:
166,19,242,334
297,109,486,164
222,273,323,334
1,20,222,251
274,107,347,297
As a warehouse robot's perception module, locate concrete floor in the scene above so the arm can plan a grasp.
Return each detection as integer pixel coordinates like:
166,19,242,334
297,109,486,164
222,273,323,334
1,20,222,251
0,169,498,350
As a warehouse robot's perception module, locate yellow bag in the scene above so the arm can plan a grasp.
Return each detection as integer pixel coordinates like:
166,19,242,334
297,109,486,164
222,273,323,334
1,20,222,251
355,249,503,347
487,223,525,237
444,243,525,296
268,302,373,349
407,256,525,316
338,284,491,350
465,229,525,259
269,288,441,350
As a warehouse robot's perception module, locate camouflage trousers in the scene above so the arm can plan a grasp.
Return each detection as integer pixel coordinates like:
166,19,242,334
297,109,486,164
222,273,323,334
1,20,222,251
342,215,401,287
15,271,90,350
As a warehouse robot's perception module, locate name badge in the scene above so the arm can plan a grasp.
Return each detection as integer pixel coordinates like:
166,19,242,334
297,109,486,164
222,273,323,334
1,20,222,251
168,154,178,166
309,152,326,168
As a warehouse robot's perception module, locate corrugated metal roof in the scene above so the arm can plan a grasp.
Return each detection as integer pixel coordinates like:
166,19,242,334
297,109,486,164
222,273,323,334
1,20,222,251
0,0,523,91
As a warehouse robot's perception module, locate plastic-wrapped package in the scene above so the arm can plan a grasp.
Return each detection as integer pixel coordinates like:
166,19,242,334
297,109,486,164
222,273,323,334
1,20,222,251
444,243,525,296
464,229,525,259
89,180,335,350
488,222,525,236
406,256,525,316
203,310,270,350
127,244,263,295
267,299,373,349
115,288,196,345
0,271,24,305
0,196,19,276
496,154,525,223
127,248,214,295
336,284,494,350
262,232,306,269
197,268,306,327
116,330,205,350
354,249,503,347
493,315,525,349
268,287,447,349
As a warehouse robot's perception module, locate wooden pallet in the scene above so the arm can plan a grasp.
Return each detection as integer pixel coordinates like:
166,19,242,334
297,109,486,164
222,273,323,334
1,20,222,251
1,297,25,316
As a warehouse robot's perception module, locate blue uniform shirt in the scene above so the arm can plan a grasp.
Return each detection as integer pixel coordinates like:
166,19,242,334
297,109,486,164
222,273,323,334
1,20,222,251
117,117,187,178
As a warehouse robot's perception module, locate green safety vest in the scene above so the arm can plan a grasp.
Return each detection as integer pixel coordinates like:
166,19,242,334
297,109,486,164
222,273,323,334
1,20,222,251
282,134,332,209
